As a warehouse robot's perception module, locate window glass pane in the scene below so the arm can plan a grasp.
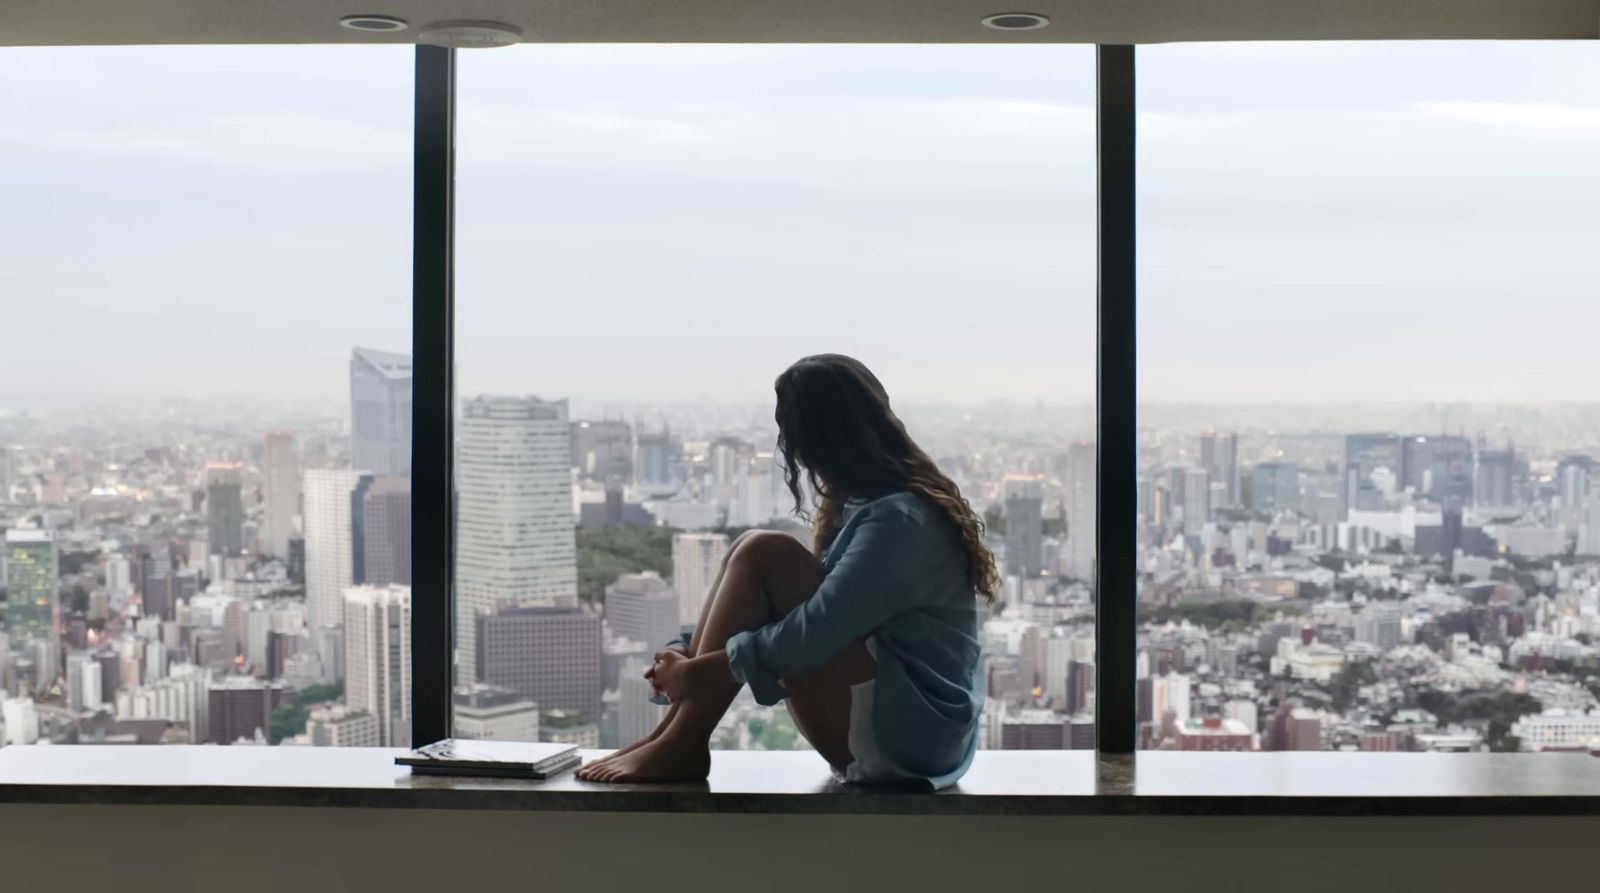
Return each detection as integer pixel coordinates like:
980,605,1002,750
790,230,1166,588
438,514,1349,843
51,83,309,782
0,47,412,747
1138,42,1600,753
456,45,1096,761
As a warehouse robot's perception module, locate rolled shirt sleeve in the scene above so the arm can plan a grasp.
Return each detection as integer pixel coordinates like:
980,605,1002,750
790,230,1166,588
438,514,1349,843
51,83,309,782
726,506,929,706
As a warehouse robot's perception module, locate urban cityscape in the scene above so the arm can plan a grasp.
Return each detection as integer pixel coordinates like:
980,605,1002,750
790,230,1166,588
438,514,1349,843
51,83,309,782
3,349,1600,756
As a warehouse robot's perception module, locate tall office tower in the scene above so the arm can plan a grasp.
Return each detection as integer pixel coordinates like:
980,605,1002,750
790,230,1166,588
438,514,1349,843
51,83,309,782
1181,467,1210,535
1198,432,1239,508
456,395,577,678
570,419,633,483
350,346,413,475
1354,604,1404,652
207,676,286,744
137,544,173,622
1003,475,1044,578
1344,433,1402,493
343,584,412,747
1,697,39,745
1582,490,1600,556
66,651,102,712
618,655,669,744
1064,442,1096,581
303,468,374,631
261,431,299,559
477,603,602,725
604,572,680,650
104,554,132,597
360,475,411,587
5,530,58,652
672,532,730,627
730,452,780,527
1475,448,1516,509
634,428,683,493
1250,462,1301,514
454,684,541,741
205,462,245,557
1558,456,1595,509
1066,659,1096,716
0,445,11,501
1402,434,1474,506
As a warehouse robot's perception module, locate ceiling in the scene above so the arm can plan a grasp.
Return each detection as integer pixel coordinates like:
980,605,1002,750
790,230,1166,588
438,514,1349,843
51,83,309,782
3,0,1597,46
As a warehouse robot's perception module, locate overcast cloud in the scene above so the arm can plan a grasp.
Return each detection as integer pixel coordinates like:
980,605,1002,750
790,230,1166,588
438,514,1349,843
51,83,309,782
1,41,1595,407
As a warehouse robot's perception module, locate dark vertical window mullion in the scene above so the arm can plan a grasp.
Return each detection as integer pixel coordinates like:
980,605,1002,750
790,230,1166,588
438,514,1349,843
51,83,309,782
1095,44,1137,757
412,44,456,746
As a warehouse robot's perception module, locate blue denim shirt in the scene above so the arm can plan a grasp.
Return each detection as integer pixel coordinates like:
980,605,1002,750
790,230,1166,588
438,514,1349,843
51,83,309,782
725,492,982,790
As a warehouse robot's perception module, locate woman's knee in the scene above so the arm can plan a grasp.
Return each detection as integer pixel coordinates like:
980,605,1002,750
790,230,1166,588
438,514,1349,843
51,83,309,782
731,530,817,574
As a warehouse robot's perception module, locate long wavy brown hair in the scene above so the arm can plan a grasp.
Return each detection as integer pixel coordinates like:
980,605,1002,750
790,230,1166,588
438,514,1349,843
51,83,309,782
774,354,999,602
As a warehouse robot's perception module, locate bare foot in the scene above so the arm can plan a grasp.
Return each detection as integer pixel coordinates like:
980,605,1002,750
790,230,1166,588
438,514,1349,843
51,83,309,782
577,704,679,780
580,734,710,784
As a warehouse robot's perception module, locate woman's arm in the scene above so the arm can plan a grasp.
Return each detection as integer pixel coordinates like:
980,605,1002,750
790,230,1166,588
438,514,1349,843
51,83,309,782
724,507,929,705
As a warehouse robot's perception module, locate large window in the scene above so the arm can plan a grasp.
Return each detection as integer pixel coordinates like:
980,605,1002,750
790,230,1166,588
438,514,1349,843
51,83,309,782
0,47,413,747
453,45,1097,752
1136,43,1600,753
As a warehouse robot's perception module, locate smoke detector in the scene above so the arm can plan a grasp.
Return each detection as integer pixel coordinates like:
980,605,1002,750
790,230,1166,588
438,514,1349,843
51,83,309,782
981,13,1051,31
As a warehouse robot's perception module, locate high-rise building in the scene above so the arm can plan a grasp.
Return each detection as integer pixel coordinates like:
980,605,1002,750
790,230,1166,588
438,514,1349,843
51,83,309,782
350,346,413,476
303,468,374,632
5,530,58,652
1475,448,1516,509
454,684,541,741
66,650,103,713
1402,435,1473,506
1003,475,1044,578
634,428,683,493
205,462,245,557
1355,604,1404,652
261,431,299,559
1345,433,1403,489
343,584,411,747
672,532,729,627
570,420,633,483
477,603,601,725
456,395,577,677
1198,432,1239,508
604,572,680,651
1064,442,1096,581
1181,468,1210,535
360,475,411,587
1250,462,1300,514
207,676,285,744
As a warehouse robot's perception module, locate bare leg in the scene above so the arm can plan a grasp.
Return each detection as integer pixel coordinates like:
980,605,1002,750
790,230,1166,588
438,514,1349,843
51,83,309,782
578,533,757,777
582,532,873,783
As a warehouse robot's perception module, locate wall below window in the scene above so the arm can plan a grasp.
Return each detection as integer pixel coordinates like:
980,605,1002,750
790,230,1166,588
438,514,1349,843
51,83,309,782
1,804,1591,891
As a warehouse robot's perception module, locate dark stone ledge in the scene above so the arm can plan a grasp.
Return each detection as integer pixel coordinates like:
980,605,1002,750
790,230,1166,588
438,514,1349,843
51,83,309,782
2,746,1600,816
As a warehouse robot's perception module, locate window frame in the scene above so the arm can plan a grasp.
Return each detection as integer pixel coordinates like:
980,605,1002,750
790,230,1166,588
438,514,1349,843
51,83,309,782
405,43,1141,754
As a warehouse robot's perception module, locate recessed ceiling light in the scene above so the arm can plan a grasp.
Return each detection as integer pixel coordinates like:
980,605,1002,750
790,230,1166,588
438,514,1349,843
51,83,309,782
981,13,1051,31
339,14,409,32
418,20,524,48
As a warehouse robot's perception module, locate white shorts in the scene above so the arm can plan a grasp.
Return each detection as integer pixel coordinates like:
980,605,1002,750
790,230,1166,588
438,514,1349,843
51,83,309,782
832,637,908,785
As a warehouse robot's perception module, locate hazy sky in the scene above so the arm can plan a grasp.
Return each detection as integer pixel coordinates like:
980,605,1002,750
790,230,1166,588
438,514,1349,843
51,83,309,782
2,41,1596,407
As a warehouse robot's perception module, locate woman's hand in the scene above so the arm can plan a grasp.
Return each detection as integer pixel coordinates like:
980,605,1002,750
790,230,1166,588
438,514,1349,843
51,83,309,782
646,649,692,703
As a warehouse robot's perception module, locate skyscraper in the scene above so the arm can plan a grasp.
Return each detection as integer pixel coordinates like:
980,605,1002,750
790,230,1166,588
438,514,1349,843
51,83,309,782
477,603,601,725
1063,442,1096,581
1198,432,1239,508
343,584,411,747
204,462,244,557
261,431,299,559
672,532,729,627
1251,462,1301,514
136,543,173,622
1181,467,1210,535
5,530,58,652
1003,475,1044,578
604,572,680,650
350,346,413,476
303,468,374,632
360,475,411,587
1475,448,1516,509
207,676,285,745
456,395,577,677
